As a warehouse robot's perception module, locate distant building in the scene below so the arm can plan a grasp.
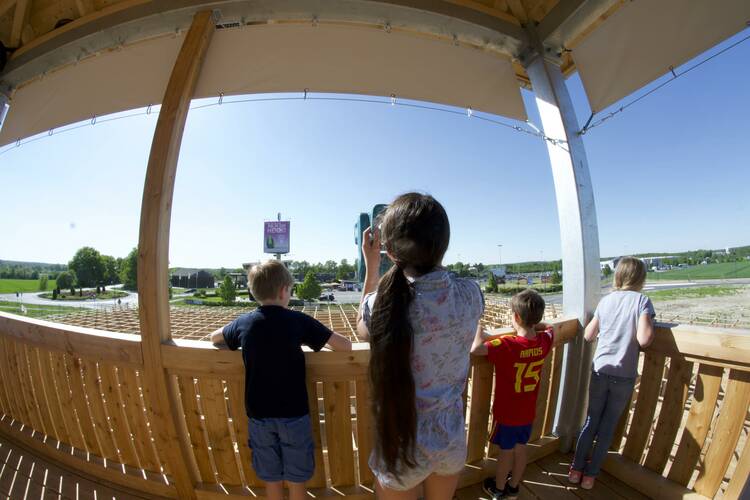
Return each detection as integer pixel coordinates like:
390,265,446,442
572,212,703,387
600,258,619,272
170,269,214,288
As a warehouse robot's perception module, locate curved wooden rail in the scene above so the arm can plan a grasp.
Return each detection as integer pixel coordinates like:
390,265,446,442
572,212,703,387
1,312,748,499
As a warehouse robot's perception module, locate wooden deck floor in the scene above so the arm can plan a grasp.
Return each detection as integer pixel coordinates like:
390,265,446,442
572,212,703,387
0,434,645,500
0,435,149,500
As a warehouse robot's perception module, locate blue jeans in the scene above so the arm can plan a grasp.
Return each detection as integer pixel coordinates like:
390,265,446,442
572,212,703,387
248,414,314,483
572,370,635,476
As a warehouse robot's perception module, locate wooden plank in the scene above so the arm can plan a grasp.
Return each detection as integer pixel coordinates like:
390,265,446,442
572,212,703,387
354,377,374,486
0,313,142,367
643,358,693,474
601,453,707,499
49,351,86,451
225,378,262,487
530,351,553,441
0,338,25,423
693,369,750,498
3,339,34,428
667,363,723,485
466,361,493,462
9,0,31,47
64,354,101,456
26,347,58,441
0,417,177,499
135,10,215,499
536,452,630,500
622,352,664,463
544,346,563,435
118,366,161,473
81,359,119,461
98,363,140,469
0,337,15,418
18,343,49,435
306,380,327,488
198,378,242,485
649,323,750,368
178,376,215,483
37,349,70,444
725,437,750,500
323,380,355,487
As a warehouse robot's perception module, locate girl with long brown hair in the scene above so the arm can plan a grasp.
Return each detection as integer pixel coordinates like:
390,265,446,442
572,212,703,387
356,193,484,499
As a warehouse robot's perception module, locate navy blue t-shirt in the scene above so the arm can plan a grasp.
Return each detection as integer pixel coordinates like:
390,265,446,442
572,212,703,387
223,305,333,418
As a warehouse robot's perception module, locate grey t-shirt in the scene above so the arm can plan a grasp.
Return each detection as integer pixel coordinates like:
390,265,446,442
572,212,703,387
592,290,655,378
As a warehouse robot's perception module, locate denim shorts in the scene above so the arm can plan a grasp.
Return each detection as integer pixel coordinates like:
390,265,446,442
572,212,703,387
489,423,532,450
248,414,314,483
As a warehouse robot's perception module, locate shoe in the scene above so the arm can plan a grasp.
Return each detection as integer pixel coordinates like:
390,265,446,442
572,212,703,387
568,467,582,484
482,477,505,499
581,475,595,490
503,481,520,499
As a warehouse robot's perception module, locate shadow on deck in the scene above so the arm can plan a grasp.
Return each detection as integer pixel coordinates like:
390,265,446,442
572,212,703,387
0,431,643,500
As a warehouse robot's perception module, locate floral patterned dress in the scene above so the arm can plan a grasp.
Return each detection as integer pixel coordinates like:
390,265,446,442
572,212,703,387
360,268,484,490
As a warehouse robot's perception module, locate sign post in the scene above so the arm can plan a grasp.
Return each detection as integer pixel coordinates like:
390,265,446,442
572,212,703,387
264,216,290,260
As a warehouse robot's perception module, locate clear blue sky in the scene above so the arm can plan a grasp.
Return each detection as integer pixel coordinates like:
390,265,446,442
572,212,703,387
1,32,748,269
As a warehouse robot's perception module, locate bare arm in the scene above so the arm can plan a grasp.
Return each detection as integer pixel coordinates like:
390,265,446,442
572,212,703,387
636,313,655,349
326,332,353,351
360,226,381,305
210,327,226,345
470,324,488,356
356,318,370,342
584,316,599,342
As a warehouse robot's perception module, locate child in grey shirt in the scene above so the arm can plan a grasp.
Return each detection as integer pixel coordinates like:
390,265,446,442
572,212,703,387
568,257,655,490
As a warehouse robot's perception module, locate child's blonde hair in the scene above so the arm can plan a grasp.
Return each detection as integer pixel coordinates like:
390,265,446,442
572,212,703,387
613,257,647,291
247,260,293,301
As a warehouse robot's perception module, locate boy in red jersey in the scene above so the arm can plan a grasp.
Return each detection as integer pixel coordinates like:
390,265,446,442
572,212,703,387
471,289,553,499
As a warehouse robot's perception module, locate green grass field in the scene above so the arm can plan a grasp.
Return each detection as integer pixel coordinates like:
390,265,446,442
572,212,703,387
0,300,75,318
0,278,58,294
645,285,744,301
38,290,128,301
648,261,750,280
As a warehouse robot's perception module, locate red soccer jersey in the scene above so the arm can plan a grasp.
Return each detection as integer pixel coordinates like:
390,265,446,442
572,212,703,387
485,327,554,426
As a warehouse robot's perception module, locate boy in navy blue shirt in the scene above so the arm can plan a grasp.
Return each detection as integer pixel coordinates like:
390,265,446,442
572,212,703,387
211,260,351,500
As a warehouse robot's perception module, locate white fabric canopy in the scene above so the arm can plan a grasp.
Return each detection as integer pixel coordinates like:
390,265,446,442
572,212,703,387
572,0,750,113
0,23,525,147
0,34,184,147
194,24,526,120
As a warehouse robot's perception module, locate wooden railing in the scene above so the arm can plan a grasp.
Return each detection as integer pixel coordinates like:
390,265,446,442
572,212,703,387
603,323,750,499
0,311,748,499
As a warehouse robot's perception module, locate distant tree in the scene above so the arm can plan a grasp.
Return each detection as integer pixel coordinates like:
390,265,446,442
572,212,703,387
38,275,49,291
119,248,138,291
602,265,612,278
56,271,75,290
218,276,236,305
551,270,562,284
336,259,355,281
485,272,498,293
296,271,322,301
69,247,105,288
101,255,119,284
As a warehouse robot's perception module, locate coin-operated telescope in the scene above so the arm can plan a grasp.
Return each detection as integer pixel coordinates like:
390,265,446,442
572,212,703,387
354,204,392,283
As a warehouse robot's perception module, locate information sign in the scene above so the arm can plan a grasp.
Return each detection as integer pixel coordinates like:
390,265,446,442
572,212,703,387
264,221,290,254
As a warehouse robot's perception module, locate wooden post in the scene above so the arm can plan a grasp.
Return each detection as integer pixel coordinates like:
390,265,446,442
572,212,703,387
137,10,214,499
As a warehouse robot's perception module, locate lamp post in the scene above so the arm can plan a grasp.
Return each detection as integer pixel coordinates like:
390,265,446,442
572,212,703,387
497,244,503,266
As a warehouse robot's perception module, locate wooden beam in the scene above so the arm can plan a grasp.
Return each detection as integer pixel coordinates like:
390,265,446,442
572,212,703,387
506,0,528,24
602,453,708,499
136,9,214,499
74,0,95,17
9,0,31,47
0,0,16,18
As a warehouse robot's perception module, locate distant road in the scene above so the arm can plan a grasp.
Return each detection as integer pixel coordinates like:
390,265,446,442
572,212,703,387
0,288,138,309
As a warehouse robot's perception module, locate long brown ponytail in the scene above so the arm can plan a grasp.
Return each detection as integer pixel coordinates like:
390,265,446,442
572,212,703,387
369,193,450,475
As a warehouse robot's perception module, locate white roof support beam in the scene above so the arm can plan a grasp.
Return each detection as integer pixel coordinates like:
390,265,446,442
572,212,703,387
523,28,600,450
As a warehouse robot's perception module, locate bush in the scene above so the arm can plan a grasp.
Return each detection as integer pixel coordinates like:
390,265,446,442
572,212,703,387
38,275,48,291
485,273,498,293
296,271,322,301
57,271,75,290
218,276,236,305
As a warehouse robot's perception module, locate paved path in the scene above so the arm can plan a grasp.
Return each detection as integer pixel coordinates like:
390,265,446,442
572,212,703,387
0,288,138,309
